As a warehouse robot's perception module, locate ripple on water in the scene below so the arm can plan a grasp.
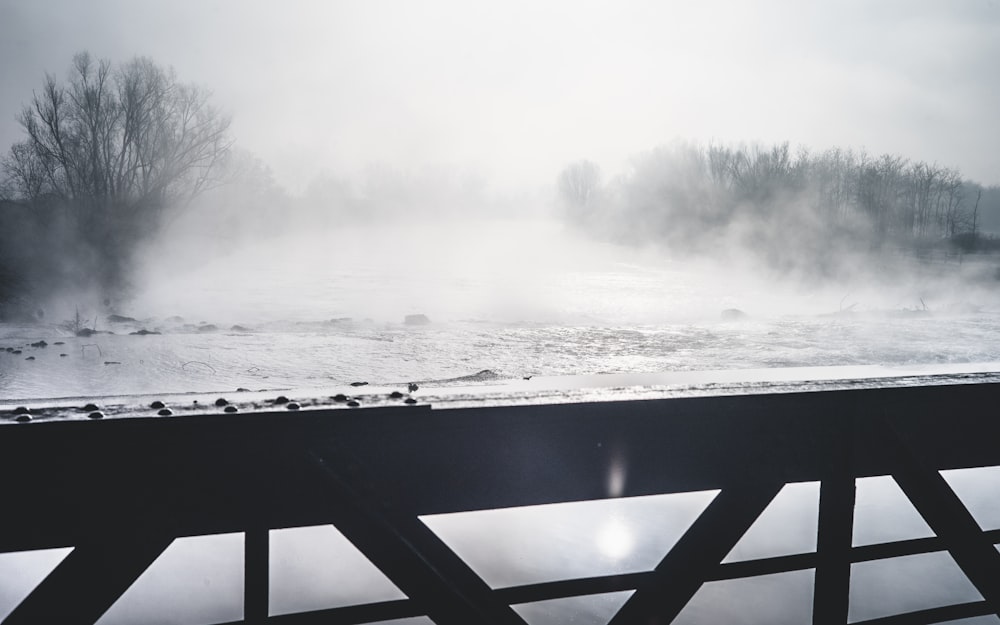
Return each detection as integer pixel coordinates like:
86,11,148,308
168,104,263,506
4,310,1000,399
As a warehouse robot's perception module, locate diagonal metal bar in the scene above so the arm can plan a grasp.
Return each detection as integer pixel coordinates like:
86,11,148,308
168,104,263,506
890,466,1000,615
305,442,526,625
711,552,817,580
853,528,1000,563
498,528,1000,597
495,573,648,606
851,536,941,563
3,533,173,625
608,478,785,625
881,418,1000,617
850,600,993,625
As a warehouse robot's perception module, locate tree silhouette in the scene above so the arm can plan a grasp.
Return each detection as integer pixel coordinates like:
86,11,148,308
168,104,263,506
2,52,232,294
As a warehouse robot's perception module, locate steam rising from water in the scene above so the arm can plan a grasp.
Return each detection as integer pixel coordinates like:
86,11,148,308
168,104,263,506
5,213,1000,400
130,215,1000,327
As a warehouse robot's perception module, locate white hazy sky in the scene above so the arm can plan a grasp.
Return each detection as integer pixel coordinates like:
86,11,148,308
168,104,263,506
1,0,998,192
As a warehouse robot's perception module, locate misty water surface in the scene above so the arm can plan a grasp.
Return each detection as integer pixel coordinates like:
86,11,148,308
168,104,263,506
3,218,1000,400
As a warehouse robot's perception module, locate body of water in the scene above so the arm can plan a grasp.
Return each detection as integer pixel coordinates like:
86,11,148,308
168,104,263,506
3,219,1000,401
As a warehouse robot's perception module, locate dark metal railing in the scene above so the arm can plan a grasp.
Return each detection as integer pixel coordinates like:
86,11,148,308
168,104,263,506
2,381,1000,624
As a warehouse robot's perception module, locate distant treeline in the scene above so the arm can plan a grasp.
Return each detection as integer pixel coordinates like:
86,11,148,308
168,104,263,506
558,142,1000,273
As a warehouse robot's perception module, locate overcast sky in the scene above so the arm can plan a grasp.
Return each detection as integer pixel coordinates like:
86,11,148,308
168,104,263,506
1,0,998,193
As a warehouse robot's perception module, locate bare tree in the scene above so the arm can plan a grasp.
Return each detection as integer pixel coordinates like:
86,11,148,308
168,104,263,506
2,51,232,291
971,186,982,240
558,160,602,215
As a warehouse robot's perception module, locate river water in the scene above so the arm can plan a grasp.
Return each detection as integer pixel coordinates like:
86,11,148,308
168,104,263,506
3,218,1000,401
